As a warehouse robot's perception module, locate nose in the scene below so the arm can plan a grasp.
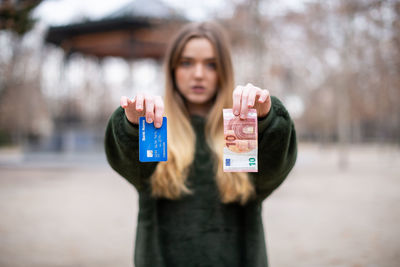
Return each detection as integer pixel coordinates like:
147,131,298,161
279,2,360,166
194,63,204,79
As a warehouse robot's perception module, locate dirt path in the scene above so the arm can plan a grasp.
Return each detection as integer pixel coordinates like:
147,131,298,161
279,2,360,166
0,144,399,267
264,144,400,267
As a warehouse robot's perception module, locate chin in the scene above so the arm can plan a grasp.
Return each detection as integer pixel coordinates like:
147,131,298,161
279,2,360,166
187,96,212,105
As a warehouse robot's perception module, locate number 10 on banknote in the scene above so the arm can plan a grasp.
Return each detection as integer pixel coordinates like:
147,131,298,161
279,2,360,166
223,109,258,172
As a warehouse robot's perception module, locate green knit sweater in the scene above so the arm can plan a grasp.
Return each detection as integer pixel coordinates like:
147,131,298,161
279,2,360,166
104,96,297,267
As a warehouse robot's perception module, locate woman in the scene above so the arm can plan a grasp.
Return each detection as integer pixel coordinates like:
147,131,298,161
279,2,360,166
105,21,297,267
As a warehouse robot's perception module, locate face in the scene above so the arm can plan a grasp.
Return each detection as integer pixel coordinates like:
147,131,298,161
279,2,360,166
175,38,218,111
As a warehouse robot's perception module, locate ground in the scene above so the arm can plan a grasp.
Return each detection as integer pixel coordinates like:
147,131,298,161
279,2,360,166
0,143,399,267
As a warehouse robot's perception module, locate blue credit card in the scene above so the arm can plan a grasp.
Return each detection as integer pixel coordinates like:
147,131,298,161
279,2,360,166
139,117,168,162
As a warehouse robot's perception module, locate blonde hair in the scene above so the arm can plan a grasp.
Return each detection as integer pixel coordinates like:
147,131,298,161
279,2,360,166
150,21,255,204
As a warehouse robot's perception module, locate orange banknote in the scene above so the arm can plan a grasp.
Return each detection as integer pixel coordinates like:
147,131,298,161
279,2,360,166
223,109,258,172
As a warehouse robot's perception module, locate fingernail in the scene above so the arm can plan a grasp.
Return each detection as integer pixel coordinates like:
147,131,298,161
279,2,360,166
234,110,239,116
147,118,153,123
155,123,161,128
240,114,246,119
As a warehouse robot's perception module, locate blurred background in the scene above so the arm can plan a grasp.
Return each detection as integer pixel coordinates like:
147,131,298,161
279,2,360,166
0,0,399,266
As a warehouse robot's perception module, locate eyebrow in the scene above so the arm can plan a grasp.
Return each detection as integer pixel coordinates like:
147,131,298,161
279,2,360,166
180,56,217,61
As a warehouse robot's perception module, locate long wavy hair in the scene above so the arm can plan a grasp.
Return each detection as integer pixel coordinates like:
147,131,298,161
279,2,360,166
150,21,255,204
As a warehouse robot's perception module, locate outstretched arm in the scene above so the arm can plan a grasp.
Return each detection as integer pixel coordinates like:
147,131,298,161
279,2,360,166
104,94,164,191
231,83,297,201
252,96,297,201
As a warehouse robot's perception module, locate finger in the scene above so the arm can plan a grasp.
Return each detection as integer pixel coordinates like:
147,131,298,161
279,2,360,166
247,86,259,107
258,89,270,103
144,95,155,123
232,86,243,116
120,96,128,108
154,96,164,128
240,85,250,119
136,93,144,111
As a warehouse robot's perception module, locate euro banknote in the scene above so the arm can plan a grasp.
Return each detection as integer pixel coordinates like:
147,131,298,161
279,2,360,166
223,109,258,172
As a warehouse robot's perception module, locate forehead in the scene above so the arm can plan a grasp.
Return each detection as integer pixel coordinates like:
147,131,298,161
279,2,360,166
181,37,215,58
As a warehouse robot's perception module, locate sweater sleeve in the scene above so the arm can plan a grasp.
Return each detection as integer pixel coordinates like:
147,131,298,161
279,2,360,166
251,96,297,201
104,106,158,191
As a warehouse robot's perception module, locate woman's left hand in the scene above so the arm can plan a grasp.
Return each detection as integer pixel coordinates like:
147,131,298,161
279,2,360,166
232,83,271,119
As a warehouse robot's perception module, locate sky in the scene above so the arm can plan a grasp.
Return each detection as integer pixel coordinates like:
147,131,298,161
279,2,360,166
33,0,308,25
33,0,233,25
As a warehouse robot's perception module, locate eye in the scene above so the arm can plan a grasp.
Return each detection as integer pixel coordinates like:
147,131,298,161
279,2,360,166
179,60,192,67
206,62,217,70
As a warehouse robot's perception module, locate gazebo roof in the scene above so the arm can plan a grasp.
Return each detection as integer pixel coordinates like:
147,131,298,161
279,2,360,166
44,0,187,60
106,0,183,20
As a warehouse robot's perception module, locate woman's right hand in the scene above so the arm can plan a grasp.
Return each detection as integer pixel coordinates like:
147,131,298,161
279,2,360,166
120,94,165,128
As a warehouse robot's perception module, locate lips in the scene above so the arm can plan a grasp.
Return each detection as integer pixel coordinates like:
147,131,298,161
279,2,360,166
191,85,205,93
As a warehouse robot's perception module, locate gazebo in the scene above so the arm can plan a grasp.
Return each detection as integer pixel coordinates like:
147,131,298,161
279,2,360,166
44,0,187,60
37,0,188,152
